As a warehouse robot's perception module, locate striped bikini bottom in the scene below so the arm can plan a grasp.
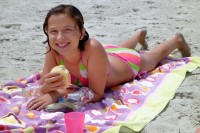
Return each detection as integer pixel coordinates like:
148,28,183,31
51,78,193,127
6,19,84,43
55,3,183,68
104,44,141,79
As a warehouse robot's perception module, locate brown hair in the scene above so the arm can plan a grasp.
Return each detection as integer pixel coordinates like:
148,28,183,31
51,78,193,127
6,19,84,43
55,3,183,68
43,4,89,52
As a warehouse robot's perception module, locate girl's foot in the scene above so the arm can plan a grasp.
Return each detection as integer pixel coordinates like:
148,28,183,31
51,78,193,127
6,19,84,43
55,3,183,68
138,29,148,50
195,127,200,133
176,33,191,57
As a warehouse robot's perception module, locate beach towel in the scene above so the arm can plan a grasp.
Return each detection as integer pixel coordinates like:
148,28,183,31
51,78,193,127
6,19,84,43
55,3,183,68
0,56,200,133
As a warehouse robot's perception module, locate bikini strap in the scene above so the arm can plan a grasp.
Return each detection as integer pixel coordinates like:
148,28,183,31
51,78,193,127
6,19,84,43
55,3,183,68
80,52,84,65
59,55,65,65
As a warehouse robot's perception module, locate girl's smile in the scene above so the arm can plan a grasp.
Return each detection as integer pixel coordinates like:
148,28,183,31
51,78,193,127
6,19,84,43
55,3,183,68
57,43,69,48
57,43,69,49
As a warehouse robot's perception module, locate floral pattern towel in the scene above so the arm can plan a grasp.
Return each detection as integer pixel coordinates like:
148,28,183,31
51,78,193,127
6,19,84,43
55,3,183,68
0,57,200,133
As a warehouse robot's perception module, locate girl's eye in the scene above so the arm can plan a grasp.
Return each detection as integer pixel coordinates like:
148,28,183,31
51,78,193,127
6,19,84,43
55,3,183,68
50,30,58,34
64,29,72,33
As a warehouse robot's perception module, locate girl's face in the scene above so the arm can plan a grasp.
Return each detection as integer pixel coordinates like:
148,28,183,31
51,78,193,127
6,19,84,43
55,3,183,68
46,14,84,56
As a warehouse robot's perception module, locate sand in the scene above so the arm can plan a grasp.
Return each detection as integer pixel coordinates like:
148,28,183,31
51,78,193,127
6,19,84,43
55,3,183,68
0,0,200,132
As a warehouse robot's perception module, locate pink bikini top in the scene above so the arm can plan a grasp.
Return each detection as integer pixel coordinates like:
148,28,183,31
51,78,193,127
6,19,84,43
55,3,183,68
60,52,111,86
60,53,89,86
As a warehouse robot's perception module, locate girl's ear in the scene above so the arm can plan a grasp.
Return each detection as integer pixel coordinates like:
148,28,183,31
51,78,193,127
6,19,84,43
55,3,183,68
80,28,86,40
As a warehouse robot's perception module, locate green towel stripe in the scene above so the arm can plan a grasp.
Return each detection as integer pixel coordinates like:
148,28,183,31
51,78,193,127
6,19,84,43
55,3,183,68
128,62,140,72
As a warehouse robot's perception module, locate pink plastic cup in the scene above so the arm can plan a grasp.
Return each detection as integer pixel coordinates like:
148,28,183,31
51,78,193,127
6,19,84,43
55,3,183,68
64,112,85,133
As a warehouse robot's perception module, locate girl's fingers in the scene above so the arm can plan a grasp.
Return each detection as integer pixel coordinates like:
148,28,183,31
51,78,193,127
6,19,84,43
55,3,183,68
45,74,62,84
26,99,36,109
43,81,66,93
50,80,65,88
42,72,65,92
36,102,49,111
45,72,60,78
27,98,44,110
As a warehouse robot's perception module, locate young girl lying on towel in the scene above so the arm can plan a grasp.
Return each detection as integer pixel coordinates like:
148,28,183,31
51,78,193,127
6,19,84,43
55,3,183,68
26,4,191,111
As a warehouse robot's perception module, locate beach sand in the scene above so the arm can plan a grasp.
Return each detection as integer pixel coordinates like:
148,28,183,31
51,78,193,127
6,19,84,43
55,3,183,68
0,0,200,132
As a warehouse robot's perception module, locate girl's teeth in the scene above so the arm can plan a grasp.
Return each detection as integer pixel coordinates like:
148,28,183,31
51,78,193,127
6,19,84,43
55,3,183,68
58,44,67,47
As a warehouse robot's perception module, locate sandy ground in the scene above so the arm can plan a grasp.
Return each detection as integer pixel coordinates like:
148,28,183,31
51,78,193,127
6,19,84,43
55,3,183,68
0,0,200,132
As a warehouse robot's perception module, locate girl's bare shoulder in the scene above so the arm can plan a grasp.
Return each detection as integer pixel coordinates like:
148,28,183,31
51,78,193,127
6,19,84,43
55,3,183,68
45,47,60,66
82,38,106,63
85,38,104,52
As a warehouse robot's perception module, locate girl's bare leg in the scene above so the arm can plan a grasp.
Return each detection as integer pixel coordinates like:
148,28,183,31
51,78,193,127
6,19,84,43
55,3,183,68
120,29,148,50
140,33,191,72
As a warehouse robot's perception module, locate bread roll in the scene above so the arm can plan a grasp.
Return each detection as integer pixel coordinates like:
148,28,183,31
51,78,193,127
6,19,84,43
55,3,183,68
51,65,71,88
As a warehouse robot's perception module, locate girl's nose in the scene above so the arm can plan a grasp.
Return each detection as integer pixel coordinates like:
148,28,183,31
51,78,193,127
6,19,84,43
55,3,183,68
57,32,65,41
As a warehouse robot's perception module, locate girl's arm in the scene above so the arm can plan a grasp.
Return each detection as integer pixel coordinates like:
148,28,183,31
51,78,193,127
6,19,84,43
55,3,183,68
26,48,67,111
39,47,66,94
39,47,57,85
85,39,110,102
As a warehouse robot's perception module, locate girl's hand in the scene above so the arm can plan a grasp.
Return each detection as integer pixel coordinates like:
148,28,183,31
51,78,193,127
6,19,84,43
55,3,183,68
26,91,60,111
40,72,66,94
